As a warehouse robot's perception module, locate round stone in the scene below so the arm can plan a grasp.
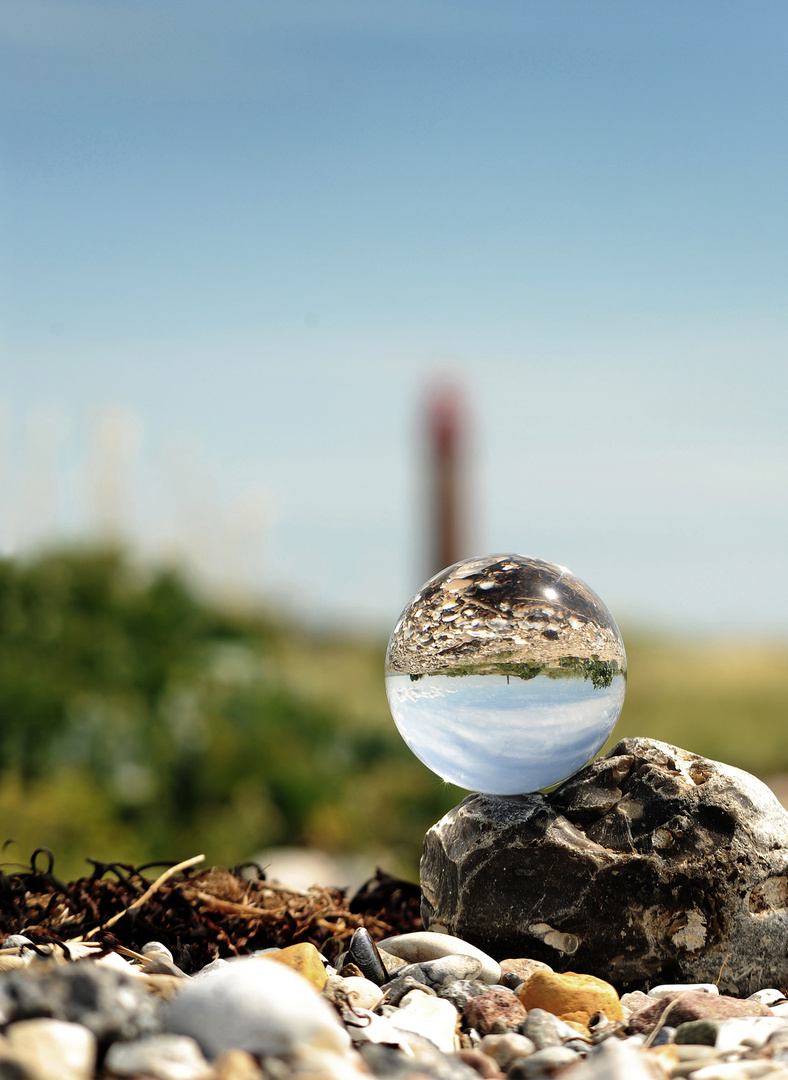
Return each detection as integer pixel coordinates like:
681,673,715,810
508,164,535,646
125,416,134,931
385,554,626,795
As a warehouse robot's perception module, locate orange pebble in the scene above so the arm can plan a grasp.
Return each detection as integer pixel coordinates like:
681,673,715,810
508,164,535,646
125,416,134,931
518,970,623,1027
264,942,327,991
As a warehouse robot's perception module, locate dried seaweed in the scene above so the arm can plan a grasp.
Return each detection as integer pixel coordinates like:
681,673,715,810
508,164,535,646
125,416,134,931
0,851,422,974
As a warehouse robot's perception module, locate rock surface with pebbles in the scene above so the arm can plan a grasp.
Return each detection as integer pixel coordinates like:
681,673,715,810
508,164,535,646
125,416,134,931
421,737,788,995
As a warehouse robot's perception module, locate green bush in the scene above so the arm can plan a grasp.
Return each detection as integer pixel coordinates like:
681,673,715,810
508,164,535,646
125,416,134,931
0,545,459,881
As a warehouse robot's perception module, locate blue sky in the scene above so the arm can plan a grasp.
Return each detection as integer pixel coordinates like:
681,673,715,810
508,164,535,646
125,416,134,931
2,1,787,636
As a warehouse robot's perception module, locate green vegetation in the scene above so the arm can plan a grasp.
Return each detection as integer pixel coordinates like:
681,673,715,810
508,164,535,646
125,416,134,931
0,545,786,883
578,657,619,689
0,545,458,882
606,633,788,778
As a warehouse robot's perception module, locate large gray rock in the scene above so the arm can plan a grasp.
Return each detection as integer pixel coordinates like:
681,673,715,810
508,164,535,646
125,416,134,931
421,737,788,995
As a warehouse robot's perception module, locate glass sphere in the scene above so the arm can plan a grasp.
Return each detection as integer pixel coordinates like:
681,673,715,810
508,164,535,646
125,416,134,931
385,554,626,795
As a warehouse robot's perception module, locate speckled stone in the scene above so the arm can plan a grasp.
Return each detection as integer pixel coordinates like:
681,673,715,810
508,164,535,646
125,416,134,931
619,990,652,1016
499,959,552,988
385,955,484,989
463,989,528,1035
439,979,491,1012
627,991,773,1034
518,1009,565,1050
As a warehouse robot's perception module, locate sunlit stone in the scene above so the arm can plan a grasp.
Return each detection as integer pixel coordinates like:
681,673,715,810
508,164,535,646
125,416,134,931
385,554,626,795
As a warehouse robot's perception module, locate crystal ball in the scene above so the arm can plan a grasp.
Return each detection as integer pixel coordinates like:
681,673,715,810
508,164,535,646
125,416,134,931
385,554,626,795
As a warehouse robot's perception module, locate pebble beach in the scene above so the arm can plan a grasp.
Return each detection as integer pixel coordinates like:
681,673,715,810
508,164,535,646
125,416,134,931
3,923,788,1080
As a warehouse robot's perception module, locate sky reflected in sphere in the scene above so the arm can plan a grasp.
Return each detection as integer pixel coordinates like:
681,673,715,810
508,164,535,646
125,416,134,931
385,554,627,795
386,672,626,794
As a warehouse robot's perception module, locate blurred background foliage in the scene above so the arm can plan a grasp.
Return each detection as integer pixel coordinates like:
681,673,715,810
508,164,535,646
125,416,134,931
1,544,787,884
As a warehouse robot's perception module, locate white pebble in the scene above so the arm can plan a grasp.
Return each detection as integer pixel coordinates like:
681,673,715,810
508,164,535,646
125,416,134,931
688,1062,788,1079
479,1031,536,1067
165,956,353,1060
288,1044,371,1080
749,989,788,1016
0,934,33,949
323,974,384,1012
340,1008,414,1053
140,941,175,963
190,957,232,981
647,982,720,997
6,1018,97,1080
387,988,460,1054
104,1033,212,1079
94,951,146,976
716,1017,788,1053
561,1037,665,1078
619,990,651,1017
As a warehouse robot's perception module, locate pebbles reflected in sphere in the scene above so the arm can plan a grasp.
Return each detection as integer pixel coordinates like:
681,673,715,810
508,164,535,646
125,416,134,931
385,554,626,795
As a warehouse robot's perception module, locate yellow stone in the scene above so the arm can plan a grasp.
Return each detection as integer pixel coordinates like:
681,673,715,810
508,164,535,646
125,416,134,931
518,970,623,1027
264,942,327,991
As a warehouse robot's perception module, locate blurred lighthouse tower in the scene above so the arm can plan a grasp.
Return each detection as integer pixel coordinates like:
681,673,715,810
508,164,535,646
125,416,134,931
426,376,469,578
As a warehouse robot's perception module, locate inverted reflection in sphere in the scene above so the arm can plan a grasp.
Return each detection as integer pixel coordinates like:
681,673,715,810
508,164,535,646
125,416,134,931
385,554,626,795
